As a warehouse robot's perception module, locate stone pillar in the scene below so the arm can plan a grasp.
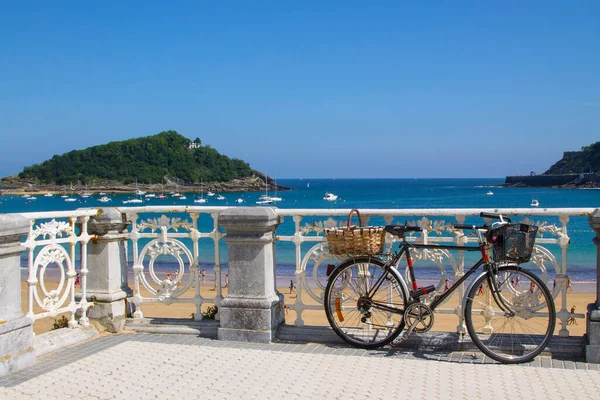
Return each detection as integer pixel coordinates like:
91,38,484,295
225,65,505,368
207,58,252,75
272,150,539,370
586,209,600,363
217,207,284,342
84,208,132,332
0,214,35,376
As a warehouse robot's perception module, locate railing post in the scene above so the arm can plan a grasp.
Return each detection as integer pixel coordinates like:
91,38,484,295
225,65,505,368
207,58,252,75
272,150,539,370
84,208,132,332
217,207,284,342
0,214,35,376
586,209,600,362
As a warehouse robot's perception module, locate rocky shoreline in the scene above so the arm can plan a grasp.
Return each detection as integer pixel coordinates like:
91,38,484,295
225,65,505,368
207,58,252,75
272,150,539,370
500,181,600,189
0,175,292,195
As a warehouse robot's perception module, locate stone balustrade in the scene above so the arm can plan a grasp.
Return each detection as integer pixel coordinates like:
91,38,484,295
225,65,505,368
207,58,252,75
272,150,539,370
1,205,599,375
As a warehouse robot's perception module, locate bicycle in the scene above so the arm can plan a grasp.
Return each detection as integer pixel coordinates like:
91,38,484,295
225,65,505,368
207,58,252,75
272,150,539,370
323,212,556,363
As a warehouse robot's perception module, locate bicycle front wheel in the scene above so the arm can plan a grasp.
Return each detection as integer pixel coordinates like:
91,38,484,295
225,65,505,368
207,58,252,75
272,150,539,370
324,257,407,349
465,265,556,363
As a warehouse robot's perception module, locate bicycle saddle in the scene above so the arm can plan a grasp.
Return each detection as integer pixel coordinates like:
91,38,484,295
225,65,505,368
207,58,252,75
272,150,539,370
384,225,423,237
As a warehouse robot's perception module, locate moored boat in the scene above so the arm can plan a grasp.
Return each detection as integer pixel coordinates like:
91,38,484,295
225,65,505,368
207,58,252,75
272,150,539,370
323,192,338,201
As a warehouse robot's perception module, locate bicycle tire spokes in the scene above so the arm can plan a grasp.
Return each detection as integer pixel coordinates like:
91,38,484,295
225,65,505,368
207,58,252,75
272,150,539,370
465,266,555,363
324,257,407,349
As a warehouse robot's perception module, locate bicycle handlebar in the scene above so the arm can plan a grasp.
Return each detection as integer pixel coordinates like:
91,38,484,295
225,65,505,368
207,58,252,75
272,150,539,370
480,212,511,223
454,224,488,230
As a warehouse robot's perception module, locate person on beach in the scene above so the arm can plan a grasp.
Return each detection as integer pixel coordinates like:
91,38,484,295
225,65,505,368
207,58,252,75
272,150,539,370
567,305,577,325
444,279,450,292
212,277,217,290
477,285,484,295
74,273,80,287
201,269,206,284
289,280,296,294
224,274,229,288
529,281,536,293
566,277,572,291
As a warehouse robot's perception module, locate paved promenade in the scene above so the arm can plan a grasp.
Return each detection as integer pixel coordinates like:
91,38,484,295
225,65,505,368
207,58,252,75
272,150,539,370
1,333,599,399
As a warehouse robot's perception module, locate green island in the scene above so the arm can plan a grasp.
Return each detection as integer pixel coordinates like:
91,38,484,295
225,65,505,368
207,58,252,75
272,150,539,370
0,131,288,194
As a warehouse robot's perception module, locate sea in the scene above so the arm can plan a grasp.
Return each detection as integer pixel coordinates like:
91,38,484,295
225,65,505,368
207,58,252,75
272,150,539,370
2,178,599,282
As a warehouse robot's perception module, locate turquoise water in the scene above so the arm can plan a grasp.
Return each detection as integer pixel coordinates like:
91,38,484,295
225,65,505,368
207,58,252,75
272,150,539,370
2,178,598,280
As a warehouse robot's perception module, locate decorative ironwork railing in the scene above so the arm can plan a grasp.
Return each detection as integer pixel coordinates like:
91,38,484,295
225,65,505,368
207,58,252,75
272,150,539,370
18,206,597,339
117,206,229,321
21,209,99,329
275,207,597,337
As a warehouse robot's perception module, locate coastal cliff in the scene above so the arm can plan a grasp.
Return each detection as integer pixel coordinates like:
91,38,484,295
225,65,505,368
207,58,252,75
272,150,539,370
505,141,600,188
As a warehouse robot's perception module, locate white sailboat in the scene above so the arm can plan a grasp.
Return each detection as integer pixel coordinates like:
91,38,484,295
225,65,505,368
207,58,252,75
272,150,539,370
194,180,208,204
257,176,274,204
531,199,540,207
135,179,146,196
81,184,92,198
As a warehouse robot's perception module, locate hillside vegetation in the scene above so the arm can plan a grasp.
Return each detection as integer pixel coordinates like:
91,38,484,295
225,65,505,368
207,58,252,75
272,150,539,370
17,131,253,185
544,141,600,175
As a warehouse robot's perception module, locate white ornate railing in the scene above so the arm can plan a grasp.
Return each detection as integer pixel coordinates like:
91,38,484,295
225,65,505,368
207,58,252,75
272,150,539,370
20,209,99,329
276,207,597,337
117,206,229,320
17,206,597,338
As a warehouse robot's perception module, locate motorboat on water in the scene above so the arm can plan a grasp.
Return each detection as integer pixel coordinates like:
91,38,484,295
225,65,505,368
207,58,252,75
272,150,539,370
235,198,244,204
216,194,226,200
323,192,338,201
486,191,494,195
194,197,207,204
98,196,112,203
44,193,53,197
207,191,215,197
65,197,77,202
123,198,143,204
531,199,540,207
156,194,168,199
256,199,273,205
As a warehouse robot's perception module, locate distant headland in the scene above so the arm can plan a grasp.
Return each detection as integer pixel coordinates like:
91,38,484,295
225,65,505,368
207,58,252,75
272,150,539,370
0,130,290,195
504,141,600,188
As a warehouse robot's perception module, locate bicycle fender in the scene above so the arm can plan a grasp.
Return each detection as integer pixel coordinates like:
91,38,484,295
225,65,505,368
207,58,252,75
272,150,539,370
461,269,489,313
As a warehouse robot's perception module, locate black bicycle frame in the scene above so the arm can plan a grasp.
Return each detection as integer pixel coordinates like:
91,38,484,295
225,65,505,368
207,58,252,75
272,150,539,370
367,241,491,315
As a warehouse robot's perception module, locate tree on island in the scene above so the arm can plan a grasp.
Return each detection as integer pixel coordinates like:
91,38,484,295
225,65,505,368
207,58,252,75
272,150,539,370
17,131,253,185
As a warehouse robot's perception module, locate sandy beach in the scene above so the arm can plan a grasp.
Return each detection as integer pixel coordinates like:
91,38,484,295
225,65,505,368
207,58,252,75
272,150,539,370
22,279,594,338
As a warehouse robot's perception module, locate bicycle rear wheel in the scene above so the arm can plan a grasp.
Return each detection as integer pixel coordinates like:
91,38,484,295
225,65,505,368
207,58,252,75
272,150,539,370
465,265,555,363
324,257,407,349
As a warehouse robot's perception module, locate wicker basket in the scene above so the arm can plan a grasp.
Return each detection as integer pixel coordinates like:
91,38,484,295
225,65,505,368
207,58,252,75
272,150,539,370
325,209,385,255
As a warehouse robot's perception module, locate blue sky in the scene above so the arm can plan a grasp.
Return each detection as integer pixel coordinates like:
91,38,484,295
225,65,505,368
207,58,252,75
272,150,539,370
1,1,598,179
